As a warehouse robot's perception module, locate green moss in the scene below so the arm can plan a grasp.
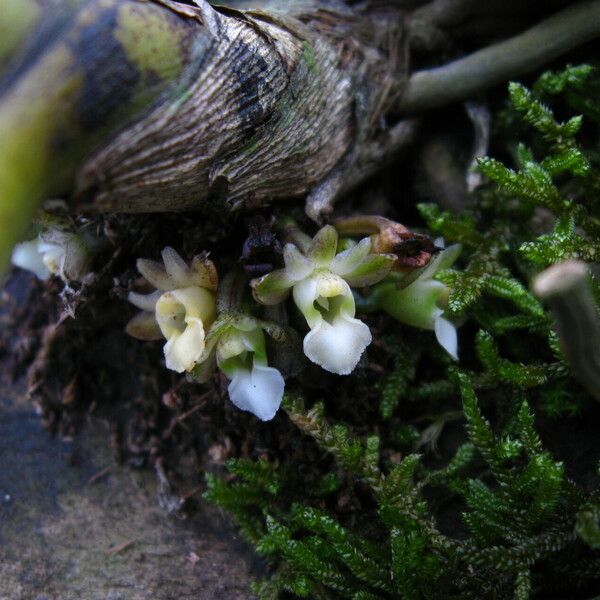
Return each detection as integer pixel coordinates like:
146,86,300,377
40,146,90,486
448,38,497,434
205,65,600,599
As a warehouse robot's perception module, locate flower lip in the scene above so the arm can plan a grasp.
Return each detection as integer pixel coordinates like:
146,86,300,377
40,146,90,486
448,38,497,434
163,317,207,373
303,312,372,375
201,313,286,420
227,364,285,421
155,286,216,341
38,241,65,275
373,243,462,360
434,312,458,361
293,273,371,374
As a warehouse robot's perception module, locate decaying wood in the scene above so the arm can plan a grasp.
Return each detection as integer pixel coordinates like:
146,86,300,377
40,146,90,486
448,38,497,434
74,0,398,214
1,0,600,274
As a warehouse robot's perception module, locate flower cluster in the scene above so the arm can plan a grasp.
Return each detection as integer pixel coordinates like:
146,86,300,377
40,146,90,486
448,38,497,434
127,249,287,421
126,247,218,373
125,219,461,421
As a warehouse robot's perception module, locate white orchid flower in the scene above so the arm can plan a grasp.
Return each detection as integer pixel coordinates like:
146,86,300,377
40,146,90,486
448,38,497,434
252,225,396,375
369,244,462,360
126,247,218,374
12,228,90,281
12,239,51,280
195,313,285,421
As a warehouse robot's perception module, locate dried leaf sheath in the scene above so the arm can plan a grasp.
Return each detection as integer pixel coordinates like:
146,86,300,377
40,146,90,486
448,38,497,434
74,1,398,212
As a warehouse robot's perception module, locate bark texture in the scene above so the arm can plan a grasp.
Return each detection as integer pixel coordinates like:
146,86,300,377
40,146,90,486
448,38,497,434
73,1,403,214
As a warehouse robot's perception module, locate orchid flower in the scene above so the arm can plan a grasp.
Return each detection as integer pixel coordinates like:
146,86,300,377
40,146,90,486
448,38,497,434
365,243,462,360
126,247,218,374
251,225,396,375
12,228,90,282
194,312,285,421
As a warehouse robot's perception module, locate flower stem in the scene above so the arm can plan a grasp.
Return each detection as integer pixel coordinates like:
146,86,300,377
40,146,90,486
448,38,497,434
334,215,404,237
277,217,312,253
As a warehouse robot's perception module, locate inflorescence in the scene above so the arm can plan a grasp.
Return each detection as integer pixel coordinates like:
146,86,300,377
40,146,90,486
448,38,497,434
122,218,461,421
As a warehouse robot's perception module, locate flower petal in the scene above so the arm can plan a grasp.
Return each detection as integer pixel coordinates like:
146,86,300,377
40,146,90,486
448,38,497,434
161,246,193,287
307,225,338,267
125,311,163,341
11,239,51,280
434,313,458,360
136,258,173,291
228,364,285,421
163,317,206,373
292,276,321,328
342,253,397,288
128,290,162,312
252,269,293,305
329,237,372,276
303,313,372,375
190,256,219,291
283,243,314,281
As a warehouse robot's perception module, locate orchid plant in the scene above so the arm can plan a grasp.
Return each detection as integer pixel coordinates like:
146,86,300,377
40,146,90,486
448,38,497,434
251,225,396,375
127,255,285,421
126,247,218,373
359,243,462,360
124,219,459,422
192,312,286,421
12,219,91,282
